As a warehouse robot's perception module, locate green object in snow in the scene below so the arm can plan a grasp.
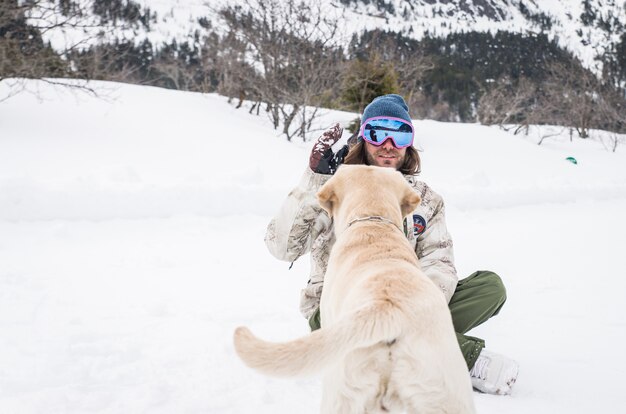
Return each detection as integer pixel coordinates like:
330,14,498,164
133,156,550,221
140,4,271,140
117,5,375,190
566,156,578,165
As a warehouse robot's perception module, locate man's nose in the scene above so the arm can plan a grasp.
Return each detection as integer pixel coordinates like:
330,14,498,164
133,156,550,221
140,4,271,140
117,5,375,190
381,138,396,149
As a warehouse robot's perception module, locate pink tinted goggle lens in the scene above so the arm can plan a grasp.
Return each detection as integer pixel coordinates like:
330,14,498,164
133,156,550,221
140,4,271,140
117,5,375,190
360,117,414,148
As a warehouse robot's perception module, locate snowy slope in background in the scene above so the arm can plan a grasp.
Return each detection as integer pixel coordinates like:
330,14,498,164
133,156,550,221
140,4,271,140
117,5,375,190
2,79,625,220
0,80,311,220
1,79,625,413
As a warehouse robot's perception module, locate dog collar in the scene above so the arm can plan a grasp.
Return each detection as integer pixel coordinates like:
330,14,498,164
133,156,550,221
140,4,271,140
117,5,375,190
347,216,404,235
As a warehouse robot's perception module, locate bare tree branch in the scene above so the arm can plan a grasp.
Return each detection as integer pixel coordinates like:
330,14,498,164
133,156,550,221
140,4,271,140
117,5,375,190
215,0,344,140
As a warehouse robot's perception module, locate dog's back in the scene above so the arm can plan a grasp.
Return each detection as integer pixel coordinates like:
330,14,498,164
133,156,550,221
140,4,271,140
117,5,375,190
319,214,474,413
234,165,475,413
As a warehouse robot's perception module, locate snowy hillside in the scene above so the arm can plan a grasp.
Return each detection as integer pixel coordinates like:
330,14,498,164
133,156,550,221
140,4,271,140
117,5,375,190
339,0,625,70
1,79,625,413
35,0,626,71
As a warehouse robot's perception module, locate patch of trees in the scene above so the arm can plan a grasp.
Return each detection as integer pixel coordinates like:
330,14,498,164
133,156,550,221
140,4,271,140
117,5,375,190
0,0,154,98
92,0,154,28
1,0,67,86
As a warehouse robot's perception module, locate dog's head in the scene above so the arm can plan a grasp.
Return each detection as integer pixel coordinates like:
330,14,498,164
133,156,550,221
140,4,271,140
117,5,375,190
317,165,421,233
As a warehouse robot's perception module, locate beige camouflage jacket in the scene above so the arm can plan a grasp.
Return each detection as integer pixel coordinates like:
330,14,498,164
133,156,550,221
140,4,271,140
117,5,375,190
265,167,458,320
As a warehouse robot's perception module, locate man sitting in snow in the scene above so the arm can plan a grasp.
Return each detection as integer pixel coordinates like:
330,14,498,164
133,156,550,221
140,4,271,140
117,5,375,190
264,94,519,395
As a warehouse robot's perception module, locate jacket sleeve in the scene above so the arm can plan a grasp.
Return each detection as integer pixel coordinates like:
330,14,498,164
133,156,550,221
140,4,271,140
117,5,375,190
265,168,332,262
415,194,458,303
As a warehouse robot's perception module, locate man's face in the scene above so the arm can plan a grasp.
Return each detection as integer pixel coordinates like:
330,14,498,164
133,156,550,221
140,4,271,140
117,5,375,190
364,138,407,170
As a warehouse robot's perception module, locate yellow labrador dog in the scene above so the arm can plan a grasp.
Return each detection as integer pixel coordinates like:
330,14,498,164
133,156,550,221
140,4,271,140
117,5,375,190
234,165,475,413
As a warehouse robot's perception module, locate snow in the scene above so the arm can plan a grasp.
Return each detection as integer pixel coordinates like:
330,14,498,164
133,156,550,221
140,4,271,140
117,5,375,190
1,79,625,413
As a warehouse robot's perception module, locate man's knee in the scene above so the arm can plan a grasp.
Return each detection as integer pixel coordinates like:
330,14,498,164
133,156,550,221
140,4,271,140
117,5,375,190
478,270,507,310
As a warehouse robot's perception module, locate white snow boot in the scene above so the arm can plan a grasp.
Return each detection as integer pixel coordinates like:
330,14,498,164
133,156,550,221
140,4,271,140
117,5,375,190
469,349,519,395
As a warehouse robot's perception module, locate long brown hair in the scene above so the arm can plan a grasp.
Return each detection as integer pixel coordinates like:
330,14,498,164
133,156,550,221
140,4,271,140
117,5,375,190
343,135,421,175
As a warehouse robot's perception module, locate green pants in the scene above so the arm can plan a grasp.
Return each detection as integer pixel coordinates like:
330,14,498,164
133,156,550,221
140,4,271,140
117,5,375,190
308,270,506,370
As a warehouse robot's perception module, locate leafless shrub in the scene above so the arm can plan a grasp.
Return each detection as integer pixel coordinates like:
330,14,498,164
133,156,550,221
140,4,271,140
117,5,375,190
215,0,344,140
540,60,603,139
477,76,537,130
595,86,626,152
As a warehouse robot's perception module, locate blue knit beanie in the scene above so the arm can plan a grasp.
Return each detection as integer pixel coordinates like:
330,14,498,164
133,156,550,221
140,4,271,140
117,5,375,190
361,94,412,124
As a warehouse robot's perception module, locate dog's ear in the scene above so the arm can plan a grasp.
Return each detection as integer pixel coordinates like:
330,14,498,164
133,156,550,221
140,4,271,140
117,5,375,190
317,181,336,216
401,187,421,217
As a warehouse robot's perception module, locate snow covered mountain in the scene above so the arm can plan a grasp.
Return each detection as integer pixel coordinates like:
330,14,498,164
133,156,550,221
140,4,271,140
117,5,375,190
337,0,624,68
37,0,625,72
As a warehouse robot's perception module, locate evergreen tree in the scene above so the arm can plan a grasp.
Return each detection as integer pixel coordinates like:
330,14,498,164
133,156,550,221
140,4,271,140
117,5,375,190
341,53,400,115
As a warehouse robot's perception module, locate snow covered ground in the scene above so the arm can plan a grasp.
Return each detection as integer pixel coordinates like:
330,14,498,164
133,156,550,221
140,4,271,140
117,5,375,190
1,79,625,413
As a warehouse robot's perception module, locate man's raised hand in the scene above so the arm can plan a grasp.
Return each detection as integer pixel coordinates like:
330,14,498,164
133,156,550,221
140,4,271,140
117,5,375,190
309,124,348,175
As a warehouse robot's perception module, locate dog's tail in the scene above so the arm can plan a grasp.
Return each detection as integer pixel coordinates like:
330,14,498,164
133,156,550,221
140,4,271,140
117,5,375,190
233,301,403,377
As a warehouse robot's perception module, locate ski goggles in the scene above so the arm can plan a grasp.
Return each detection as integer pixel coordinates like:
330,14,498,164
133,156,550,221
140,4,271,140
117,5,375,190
359,116,414,149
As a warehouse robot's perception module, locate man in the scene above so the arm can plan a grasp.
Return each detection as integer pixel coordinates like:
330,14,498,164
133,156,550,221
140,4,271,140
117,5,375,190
264,94,519,395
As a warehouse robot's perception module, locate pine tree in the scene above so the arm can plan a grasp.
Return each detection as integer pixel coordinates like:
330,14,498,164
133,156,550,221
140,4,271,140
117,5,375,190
341,53,400,116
